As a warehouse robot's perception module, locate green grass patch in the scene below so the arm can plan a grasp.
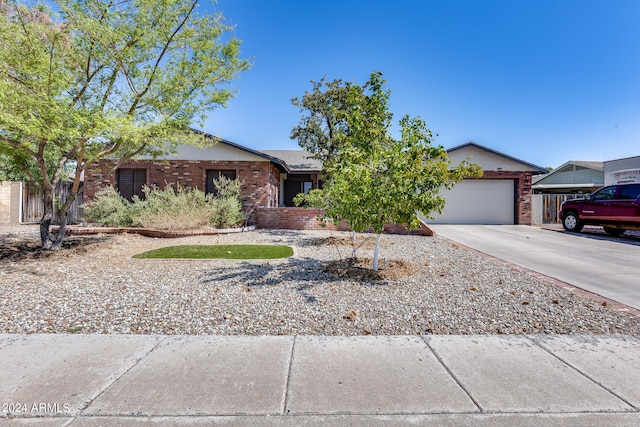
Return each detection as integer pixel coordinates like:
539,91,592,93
133,245,294,260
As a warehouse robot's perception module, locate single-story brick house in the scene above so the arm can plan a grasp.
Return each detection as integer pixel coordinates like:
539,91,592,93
83,136,548,227
83,134,323,214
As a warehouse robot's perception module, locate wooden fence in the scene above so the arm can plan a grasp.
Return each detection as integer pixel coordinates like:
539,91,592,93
22,182,83,224
542,194,582,224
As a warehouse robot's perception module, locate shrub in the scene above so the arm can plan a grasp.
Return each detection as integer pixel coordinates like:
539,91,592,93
84,180,245,230
210,197,244,228
137,184,213,230
83,186,141,227
209,176,244,228
212,175,242,199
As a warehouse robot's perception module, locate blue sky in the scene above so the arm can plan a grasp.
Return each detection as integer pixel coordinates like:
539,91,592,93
198,0,640,168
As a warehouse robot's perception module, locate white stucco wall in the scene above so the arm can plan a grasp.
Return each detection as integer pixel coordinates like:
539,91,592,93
604,156,640,185
0,181,11,223
0,181,21,223
531,194,543,225
447,145,535,171
139,143,268,162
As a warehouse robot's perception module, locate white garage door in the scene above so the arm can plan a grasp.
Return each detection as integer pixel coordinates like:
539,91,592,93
423,179,515,224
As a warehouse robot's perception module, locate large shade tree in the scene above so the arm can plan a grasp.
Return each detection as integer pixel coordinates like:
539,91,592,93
292,72,482,270
0,0,250,249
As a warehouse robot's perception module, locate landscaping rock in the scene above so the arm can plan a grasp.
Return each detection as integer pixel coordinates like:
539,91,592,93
1,224,639,335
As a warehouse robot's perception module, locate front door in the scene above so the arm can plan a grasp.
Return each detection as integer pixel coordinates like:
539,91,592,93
283,174,313,207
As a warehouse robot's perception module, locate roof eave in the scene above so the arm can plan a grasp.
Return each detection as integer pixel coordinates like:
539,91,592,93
532,183,603,189
447,142,549,174
189,128,291,172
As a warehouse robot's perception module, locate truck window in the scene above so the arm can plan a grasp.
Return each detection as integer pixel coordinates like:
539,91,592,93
616,184,640,200
593,186,616,201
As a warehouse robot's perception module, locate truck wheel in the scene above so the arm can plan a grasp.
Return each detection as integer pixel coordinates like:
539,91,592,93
603,227,625,236
562,212,583,232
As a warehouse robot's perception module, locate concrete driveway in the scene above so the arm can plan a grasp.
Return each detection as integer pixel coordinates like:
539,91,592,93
429,225,640,311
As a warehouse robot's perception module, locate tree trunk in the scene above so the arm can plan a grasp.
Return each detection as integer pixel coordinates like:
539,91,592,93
52,217,68,250
40,184,55,249
372,233,382,271
39,184,69,250
40,216,53,249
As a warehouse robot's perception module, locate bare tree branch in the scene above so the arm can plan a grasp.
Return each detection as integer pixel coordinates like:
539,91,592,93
128,0,198,114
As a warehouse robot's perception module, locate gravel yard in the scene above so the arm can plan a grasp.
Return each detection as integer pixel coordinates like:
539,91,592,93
1,224,639,335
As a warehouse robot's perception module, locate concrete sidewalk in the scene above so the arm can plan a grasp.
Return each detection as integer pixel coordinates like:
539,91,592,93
1,334,639,426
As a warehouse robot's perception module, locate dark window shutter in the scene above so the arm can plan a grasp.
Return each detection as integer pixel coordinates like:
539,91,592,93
221,170,237,180
132,169,146,198
117,169,146,201
206,170,237,195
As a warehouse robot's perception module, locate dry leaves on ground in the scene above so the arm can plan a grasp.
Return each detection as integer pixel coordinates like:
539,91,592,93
0,236,110,262
324,257,421,281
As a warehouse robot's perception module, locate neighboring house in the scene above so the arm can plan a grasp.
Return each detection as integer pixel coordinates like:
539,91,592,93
423,142,548,225
604,155,640,186
532,161,604,194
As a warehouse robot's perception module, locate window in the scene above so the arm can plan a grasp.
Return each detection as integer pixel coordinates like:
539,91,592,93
206,169,237,195
616,184,640,200
116,169,146,201
592,186,616,201
303,181,313,193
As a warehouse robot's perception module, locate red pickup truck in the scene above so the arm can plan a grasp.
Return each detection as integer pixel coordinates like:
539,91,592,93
560,183,640,236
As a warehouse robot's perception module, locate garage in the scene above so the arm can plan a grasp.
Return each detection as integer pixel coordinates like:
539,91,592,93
416,142,548,225
424,179,516,224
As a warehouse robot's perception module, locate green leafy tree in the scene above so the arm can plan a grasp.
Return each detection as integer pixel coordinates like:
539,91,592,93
0,154,34,181
293,72,482,270
290,76,377,165
0,0,250,249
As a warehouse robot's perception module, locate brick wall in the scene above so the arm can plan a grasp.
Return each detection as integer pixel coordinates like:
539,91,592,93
478,171,534,225
254,207,434,236
83,161,534,228
254,207,341,230
84,159,281,210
